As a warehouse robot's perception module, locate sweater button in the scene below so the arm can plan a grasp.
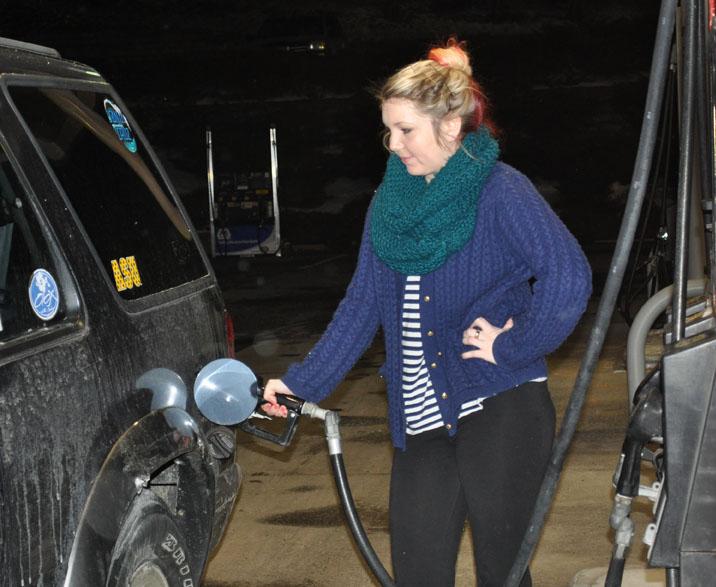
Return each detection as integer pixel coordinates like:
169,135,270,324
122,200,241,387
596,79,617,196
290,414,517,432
445,423,452,430
427,330,434,337
430,362,437,369
423,295,431,302
441,392,448,400
437,351,443,357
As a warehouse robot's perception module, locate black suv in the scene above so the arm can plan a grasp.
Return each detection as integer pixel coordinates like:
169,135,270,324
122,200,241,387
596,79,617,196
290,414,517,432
0,38,239,585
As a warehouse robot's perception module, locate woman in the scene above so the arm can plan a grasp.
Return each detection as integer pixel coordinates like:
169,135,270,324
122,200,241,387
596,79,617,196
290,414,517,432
263,39,592,586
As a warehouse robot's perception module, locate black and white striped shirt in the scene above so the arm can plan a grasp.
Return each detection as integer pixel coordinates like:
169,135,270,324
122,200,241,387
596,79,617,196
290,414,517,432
401,275,486,435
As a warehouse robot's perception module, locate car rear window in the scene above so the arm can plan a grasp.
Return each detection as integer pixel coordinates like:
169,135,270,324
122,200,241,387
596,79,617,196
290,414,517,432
8,85,207,300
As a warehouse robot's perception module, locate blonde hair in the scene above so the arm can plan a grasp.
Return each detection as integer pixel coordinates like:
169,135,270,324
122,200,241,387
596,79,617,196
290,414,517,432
377,39,493,148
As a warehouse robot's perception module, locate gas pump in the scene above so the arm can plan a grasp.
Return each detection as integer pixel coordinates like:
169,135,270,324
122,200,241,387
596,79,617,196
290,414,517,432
504,1,716,585
603,1,716,584
206,126,282,256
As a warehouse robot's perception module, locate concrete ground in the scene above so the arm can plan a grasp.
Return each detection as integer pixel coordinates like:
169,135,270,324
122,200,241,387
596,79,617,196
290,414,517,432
202,254,666,586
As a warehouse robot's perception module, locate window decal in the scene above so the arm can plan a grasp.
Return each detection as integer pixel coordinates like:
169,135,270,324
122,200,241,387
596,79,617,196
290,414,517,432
110,255,143,292
28,268,60,321
103,98,137,153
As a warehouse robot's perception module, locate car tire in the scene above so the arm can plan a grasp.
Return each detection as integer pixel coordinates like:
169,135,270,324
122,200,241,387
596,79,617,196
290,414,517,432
107,490,199,587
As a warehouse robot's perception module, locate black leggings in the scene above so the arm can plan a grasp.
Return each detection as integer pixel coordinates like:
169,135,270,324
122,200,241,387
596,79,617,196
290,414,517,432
389,380,555,587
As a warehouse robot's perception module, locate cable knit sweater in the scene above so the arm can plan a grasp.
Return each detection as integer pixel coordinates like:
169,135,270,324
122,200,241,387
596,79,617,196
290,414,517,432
283,162,592,449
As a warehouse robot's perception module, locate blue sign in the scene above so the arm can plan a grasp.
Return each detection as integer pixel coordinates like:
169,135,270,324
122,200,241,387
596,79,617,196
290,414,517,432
28,268,60,321
215,223,275,254
103,98,137,153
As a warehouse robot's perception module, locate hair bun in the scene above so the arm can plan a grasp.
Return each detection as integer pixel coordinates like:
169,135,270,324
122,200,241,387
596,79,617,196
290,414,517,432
377,36,495,137
428,39,472,77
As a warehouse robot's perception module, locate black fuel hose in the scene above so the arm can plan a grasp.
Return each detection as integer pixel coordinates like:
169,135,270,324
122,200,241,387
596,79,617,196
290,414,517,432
605,554,627,586
302,404,395,586
330,453,395,587
504,1,678,584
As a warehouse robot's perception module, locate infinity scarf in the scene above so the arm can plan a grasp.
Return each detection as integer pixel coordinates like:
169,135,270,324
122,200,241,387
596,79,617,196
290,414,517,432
370,127,499,275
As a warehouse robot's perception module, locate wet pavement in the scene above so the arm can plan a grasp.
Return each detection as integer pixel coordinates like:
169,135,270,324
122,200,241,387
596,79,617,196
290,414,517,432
203,252,664,586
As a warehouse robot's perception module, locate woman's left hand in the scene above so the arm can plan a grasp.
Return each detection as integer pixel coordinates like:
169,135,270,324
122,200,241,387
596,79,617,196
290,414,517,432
461,317,514,364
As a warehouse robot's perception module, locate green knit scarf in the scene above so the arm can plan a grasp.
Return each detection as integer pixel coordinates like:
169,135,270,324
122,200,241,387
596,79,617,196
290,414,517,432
370,127,500,275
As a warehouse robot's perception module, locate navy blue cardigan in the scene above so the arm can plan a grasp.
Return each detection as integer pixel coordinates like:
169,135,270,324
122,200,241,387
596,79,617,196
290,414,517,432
283,163,592,449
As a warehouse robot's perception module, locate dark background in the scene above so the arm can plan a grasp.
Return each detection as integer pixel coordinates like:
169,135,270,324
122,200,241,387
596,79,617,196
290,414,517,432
1,1,661,260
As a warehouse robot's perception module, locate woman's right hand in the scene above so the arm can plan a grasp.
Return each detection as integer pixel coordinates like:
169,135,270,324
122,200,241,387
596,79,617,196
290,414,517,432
261,378,293,418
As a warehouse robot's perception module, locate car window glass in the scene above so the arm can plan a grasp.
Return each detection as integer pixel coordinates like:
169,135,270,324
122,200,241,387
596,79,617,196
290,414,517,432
8,86,207,300
0,146,68,342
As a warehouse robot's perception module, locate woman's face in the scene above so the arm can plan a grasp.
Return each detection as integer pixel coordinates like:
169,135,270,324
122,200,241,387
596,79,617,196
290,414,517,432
381,98,460,182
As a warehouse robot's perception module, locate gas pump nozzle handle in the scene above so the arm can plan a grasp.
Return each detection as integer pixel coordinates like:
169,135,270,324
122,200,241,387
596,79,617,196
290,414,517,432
239,391,307,447
271,393,329,421
239,380,333,446
273,393,305,414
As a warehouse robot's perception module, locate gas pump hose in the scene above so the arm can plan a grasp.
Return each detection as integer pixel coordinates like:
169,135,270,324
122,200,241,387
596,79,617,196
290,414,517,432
299,402,395,586
330,454,394,587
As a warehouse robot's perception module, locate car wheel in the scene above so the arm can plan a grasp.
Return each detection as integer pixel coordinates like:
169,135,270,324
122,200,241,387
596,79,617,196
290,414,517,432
107,490,198,587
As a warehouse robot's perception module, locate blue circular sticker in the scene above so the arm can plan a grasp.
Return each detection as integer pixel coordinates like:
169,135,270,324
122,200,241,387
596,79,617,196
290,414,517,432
28,268,60,321
103,98,137,153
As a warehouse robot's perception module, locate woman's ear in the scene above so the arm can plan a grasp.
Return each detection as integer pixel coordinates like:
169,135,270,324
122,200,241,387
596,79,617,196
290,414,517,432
441,116,462,145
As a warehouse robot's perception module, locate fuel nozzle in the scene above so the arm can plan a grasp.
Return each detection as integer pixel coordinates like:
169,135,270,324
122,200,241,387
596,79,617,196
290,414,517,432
240,391,306,447
246,391,338,447
193,358,310,447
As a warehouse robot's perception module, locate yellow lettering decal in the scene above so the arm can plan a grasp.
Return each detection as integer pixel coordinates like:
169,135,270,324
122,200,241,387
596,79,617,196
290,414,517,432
128,256,142,287
110,256,143,292
111,259,126,292
119,257,132,289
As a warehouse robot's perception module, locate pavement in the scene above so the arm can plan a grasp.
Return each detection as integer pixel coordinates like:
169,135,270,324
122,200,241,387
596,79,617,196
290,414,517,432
201,253,666,586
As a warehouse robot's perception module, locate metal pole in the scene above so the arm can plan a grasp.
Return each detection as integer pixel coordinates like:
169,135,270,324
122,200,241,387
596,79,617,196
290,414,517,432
672,0,697,343
688,0,707,282
706,1,716,311
270,125,281,256
206,127,217,258
666,566,681,586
